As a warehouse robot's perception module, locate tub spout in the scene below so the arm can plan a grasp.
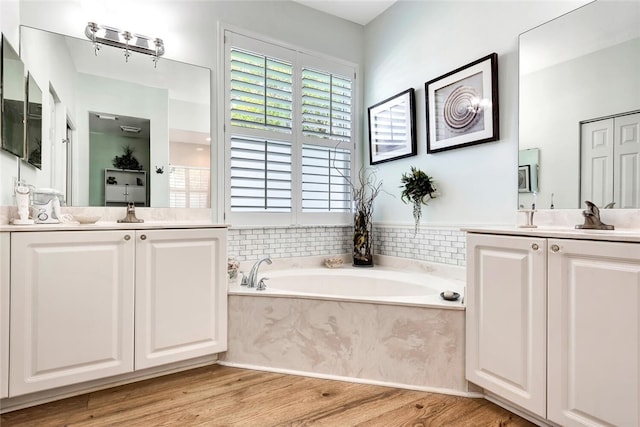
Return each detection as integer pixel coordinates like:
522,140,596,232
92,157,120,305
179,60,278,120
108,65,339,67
248,256,272,288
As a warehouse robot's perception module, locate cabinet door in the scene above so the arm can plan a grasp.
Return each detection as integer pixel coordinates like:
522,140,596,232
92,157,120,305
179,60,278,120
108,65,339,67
548,239,640,427
10,231,135,396
135,228,227,369
466,233,547,417
1,233,9,398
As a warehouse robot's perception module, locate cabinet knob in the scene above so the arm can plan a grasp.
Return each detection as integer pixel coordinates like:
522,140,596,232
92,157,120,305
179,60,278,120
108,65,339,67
140,234,147,241
551,244,560,253
531,243,539,251
124,234,131,241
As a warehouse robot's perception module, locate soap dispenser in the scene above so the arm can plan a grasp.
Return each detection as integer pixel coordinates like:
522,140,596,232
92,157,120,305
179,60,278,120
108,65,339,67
12,182,35,225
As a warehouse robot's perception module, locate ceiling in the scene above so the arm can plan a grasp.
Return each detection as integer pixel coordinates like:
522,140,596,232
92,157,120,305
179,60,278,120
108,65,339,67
293,0,397,25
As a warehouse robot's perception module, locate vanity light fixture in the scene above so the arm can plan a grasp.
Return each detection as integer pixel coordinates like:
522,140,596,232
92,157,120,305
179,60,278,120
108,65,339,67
96,113,118,120
85,22,165,68
120,125,141,134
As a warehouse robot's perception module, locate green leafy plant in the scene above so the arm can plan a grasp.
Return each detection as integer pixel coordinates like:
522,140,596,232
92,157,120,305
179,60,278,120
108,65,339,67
400,166,437,235
112,145,142,170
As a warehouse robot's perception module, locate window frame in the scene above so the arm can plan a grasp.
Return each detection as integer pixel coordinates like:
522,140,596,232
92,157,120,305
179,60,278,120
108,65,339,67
223,29,358,226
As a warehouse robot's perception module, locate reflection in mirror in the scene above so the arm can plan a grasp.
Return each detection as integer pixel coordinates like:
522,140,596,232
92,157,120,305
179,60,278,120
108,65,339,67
518,148,539,208
519,1,640,209
18,26,211,207
26,72,42,169
1,34,25,159
90,112,150,206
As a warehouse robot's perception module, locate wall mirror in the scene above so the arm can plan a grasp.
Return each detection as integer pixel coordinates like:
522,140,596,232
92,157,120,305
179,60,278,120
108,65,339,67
18,26,211,207
25,72,42,169
519,0,640,209
1,34,26,159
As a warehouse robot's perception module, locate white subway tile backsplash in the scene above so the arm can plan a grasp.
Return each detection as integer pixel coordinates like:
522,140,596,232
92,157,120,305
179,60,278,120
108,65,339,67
227,225,466,267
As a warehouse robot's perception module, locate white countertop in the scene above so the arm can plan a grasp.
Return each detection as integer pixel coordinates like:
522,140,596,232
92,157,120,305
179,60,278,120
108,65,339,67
0,221,228,232
464,226,640,243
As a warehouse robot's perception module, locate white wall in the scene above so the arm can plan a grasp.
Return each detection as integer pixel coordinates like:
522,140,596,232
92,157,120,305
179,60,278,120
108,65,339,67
363,1,587,226
169,99,209,134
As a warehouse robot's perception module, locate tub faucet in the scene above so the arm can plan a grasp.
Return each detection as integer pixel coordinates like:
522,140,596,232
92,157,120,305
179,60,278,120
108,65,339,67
247,256,272,288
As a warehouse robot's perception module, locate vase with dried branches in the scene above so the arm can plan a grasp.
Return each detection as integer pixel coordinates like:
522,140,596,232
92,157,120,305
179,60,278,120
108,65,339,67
351,168,382,267
400,166,437,235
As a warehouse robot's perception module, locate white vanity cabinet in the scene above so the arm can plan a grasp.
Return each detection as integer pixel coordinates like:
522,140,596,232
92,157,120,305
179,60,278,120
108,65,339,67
135,228,227,369
547,238,640,427
10,230,135,396
466,231,640,426
7,226,227,398
1,232,10,399
465,233,547,417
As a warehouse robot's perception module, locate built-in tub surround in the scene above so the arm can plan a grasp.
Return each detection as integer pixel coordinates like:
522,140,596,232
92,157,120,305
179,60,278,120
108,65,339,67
222,255,475,396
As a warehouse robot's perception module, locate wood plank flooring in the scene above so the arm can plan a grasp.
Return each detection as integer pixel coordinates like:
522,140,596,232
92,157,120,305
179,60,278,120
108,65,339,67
1,365,535,426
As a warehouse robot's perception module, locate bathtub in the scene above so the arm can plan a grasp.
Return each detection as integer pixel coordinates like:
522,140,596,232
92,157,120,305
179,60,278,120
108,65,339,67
223,260,473,396
229,266,465,309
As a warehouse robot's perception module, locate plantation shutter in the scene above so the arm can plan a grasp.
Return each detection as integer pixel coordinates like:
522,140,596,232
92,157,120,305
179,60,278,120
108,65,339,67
230,48,293,133
301,69,352,142
169,166,210,208
302,145,351,212
230,136,292,212
169,167,186,207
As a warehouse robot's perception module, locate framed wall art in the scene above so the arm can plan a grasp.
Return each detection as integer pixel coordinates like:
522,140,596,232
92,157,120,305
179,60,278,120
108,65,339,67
425,53,499,153
368,88,416,165
518,164,531,193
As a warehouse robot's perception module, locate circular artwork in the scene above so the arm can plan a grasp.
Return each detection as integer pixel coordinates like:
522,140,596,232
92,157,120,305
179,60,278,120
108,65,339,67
443,85,480,132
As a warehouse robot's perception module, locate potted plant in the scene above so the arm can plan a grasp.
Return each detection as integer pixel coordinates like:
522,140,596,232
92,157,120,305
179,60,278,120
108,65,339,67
113,145,143,170
400,166,437,235
351,167,382,267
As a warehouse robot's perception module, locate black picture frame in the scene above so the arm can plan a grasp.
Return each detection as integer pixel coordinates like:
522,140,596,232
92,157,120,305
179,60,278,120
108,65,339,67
518,164,531,192
425,53,499,153
368,88,417,165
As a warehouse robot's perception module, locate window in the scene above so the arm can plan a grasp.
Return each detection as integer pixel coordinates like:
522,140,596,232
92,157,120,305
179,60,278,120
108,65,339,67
169,166,210,208
225,31,356,225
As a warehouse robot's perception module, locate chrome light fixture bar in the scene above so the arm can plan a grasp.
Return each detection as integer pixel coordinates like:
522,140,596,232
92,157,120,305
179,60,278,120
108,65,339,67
85,22,165,67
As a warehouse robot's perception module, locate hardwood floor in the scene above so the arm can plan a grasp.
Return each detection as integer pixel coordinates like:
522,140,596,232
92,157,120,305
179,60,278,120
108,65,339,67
1,365,535,426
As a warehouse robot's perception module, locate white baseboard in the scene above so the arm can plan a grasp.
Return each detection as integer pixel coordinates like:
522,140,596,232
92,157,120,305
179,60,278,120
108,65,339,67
218,360,484,399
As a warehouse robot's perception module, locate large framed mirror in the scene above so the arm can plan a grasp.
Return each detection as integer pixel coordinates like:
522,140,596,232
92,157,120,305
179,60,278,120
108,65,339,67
17,26,211,208
519,0,640,210
1,34,26,159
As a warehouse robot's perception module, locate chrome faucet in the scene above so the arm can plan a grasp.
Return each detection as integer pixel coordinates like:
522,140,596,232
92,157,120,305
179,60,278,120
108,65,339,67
575,200,614,230
247,256,272,288
117,202,144,223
